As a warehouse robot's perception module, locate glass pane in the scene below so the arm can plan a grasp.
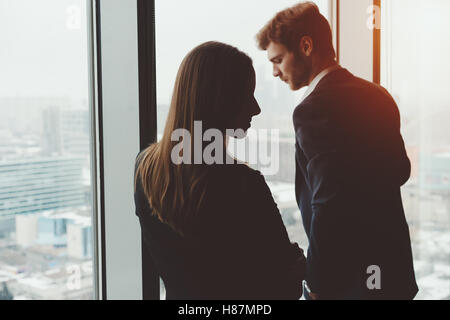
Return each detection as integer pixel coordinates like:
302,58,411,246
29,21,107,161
0,0,95,300
381,0,450,300
156,0,329,299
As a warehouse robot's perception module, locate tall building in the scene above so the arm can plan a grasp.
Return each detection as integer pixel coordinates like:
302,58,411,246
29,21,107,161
41,106,62,156
0,97,70,142
42,106,90,157
15,214,38,247
0,157,86,236
419,151,450,192
60,108,90,156
37,214,72,247
67,222,92,259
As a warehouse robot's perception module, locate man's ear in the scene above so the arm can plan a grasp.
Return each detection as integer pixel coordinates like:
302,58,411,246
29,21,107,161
299,36,313,57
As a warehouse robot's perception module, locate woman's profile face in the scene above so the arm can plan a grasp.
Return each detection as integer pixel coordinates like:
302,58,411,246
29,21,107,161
231,67,261,133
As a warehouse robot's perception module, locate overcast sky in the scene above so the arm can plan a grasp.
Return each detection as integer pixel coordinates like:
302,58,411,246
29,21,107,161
0,0,328,102
155,0,328,105
2,0,448,111
0,0,88,99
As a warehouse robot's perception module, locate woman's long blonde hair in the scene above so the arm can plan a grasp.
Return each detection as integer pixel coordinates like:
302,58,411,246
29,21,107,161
135,41,253,236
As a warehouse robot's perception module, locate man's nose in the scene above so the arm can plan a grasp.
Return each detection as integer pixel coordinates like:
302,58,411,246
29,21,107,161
273,65,281,78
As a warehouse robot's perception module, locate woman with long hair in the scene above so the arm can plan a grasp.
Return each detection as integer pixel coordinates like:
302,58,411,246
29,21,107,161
134,41,305,299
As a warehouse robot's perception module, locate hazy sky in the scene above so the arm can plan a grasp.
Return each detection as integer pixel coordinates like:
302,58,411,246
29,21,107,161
2,0,448,114
381,0,450,117
155,0,328,105
0,0,88,99
0,0,329,102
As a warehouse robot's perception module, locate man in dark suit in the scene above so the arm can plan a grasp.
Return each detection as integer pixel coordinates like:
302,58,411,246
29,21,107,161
257,2,418,299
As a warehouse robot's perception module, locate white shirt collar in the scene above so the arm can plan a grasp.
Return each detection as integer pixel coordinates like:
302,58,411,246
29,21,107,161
302,64,341,100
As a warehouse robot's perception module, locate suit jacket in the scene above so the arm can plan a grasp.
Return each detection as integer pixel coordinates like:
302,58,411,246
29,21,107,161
134,161,306,300
293,67,418,299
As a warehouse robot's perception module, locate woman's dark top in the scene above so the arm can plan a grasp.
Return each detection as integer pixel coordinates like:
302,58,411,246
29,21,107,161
134,160,305,300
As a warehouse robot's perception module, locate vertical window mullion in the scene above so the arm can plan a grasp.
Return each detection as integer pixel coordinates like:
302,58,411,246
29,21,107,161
137,0,160,300
96,0,142,300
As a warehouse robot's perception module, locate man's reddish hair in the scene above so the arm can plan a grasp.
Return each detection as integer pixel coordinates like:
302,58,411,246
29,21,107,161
256,1,335,59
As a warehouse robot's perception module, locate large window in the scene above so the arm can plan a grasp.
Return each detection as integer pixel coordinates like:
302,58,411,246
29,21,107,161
0,0,95,300
381,0,450,300
155,0,330,299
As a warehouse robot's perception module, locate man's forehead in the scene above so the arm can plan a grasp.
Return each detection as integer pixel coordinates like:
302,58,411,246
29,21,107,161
267,42,287,59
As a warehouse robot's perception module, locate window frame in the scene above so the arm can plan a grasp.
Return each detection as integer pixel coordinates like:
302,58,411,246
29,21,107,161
93,0,143,300
338,0,379,82
136,0,159,300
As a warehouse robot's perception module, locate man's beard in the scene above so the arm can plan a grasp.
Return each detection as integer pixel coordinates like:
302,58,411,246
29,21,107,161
292,52,313,90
